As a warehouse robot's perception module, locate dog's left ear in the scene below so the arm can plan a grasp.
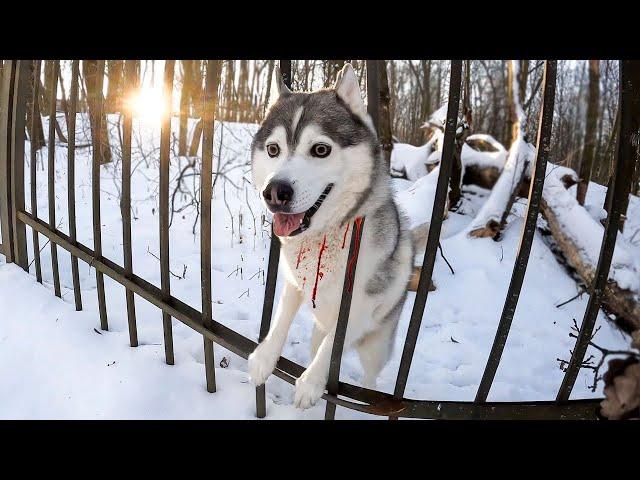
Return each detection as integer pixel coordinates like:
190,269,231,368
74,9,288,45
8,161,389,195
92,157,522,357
334,63,367,117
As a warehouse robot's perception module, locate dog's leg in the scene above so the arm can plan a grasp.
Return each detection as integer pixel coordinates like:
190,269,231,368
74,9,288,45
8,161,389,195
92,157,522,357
294,325,344,409
310,324,326,359
248,282,303,386
356,320,396,389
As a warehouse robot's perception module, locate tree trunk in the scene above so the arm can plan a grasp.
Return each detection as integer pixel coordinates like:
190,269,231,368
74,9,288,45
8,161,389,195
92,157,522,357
450,60,473,209
82,60,112,164
577,60,600,205
263,60,275,117
105,60,124,113
378,61,393,167
189,118,203,157
618,60,640,228
26,61,46,150
179,60,195,156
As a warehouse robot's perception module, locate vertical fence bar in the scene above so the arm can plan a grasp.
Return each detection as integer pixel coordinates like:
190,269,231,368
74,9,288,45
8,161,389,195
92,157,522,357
324,218,366,420
90,60,108,330
324,60,380,420
255,59,290,419
47,60,61,298
121,59,138,346
201,60,221,393
256,60,291,418
67,60,82,310
10,60,29,271
30,60,43,283
159,60,175,363
390,61,462,418
475,60,557,403
0,61,16,263
556,60,636,402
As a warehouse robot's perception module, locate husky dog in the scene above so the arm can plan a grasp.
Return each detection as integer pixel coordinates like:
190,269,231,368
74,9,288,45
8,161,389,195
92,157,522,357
248,64,413,409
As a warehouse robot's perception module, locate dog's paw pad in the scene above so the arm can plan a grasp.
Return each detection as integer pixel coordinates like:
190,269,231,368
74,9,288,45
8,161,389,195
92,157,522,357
294,374,325,410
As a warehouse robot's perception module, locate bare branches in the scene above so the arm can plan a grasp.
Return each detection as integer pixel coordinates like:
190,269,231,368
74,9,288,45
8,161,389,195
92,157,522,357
557,318,640,393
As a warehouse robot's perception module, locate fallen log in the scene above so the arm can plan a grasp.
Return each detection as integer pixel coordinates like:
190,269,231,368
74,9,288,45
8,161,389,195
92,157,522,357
466,134,535,238
541,171,640,330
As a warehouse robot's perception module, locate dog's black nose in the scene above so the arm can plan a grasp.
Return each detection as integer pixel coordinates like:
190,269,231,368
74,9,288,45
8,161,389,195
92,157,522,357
263,181,294,207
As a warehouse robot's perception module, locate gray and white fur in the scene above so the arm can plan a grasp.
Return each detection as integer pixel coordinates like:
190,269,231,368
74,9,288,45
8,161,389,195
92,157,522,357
248,63,413,409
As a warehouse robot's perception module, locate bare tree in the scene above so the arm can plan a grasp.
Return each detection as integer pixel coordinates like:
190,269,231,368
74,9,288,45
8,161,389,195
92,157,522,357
82,60,112,164
577,60,600,205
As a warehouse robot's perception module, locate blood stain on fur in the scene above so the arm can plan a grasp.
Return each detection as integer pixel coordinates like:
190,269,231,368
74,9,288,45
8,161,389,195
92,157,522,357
295,243,307,270
341,222,350,249
311,234,328,308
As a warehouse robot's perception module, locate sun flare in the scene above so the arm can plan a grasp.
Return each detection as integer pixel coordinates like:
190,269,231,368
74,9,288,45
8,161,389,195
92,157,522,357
127,87,167,123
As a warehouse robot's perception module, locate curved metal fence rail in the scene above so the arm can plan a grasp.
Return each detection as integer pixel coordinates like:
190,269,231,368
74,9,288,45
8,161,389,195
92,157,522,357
0,59,637,419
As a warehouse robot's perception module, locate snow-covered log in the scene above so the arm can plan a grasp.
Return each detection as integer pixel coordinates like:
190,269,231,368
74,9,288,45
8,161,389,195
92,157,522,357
541,171,640,329
390,132,443,180
466,134,536,238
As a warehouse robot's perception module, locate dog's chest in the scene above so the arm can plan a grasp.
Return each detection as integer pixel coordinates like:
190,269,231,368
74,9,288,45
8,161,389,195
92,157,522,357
282,223,353,307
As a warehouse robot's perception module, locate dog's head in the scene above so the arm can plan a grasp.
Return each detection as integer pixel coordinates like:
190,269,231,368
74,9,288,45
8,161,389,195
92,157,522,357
251,63,379,238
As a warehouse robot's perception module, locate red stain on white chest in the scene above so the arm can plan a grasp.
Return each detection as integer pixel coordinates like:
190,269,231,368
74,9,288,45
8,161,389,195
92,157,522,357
291,225,351,308
311,235,327,309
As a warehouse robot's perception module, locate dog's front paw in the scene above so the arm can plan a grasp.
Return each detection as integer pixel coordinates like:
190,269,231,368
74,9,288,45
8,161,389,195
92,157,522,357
248,342,279,386
294,371,326,410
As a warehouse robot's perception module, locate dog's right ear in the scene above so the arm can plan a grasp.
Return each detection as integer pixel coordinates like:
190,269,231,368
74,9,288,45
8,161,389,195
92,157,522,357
267,66,292,110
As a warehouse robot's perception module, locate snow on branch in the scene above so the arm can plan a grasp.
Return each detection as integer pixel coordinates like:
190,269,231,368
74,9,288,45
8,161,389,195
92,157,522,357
541,172,640,328
466,133,535,238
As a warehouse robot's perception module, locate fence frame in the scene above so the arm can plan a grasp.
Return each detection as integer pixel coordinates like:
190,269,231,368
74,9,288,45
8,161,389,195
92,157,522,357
1,59,637,420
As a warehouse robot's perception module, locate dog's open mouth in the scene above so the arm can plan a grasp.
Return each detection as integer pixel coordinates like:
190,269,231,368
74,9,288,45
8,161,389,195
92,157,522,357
272,184,334,237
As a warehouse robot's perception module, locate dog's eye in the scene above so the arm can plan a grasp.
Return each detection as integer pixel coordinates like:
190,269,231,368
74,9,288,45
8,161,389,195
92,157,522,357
311,143,331,158
266,143,280,158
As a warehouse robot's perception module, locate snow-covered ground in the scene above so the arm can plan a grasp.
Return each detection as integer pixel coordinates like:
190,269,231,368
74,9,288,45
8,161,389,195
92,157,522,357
0,114,636,419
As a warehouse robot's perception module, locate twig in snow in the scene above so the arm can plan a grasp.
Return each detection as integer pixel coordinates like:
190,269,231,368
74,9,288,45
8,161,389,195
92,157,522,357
438,242,455,275
555,287,586,308
146,246,187,280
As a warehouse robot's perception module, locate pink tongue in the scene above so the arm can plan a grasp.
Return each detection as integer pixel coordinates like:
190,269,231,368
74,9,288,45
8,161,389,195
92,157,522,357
273,212,305,237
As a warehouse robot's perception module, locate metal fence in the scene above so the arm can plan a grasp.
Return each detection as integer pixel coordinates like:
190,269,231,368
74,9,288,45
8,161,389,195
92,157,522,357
0,59,636,419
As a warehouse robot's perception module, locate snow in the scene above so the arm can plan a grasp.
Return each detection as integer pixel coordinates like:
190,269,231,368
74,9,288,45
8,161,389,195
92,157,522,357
0,114,633,419
390,137,439,181
421,104,448,130
543,171,640,293
396,166,443,231
466,134,536,234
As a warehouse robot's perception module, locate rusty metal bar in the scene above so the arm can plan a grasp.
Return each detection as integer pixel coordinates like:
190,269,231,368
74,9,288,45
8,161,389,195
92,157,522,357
201,60,221,393
90,60,108,330
390,61,462,417
67,60,82,311
14,209,603,420
121,60,138,346
159,60,176,363
475,61,557,403
255,59,290,419
47,60,61,298
324,217,365,420
556,60,637,402
29,60,43,283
